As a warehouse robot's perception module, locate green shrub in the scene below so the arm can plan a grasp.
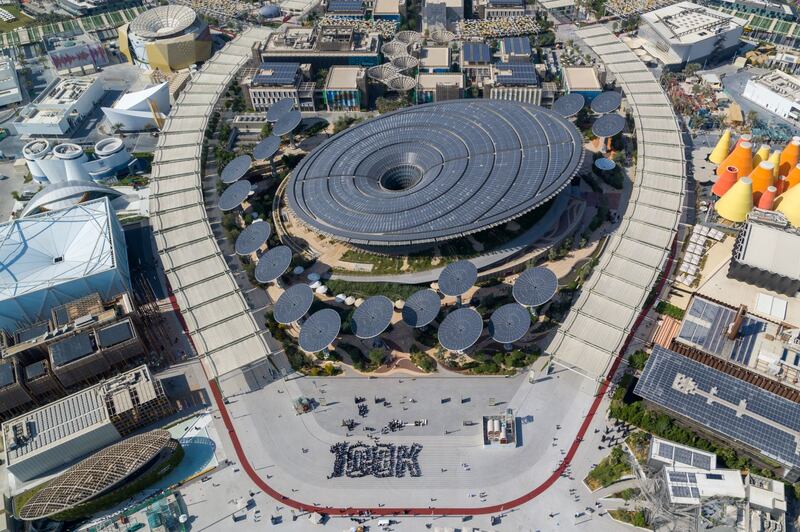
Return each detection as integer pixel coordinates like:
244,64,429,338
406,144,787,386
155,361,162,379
655,301,685,320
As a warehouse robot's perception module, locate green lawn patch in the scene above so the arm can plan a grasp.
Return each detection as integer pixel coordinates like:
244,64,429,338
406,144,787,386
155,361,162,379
325,279,419,301
0,6,35,32
655,300,685,320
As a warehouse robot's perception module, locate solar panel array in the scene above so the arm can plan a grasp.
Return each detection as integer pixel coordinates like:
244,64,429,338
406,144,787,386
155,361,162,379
255,245,292,284
273,109,302,136
402,289,441,327
635,345,800,471
513,267,557,307
501,36,531,55
234,221,271,255
492,63,538,86
438,260,477,297
253,62,300,86
220,154,251,184
592,113,626,137
546,26,685,378
287,100,583,246
273,283,314,324
218,180,252,211
351,295,394,338
655,439,714,469
299,308,341,353
488,303,531,344
590,91,622,114
552,93,585,117
327,0,364,12
253,135,281,160
677,297,766,366
438,307,483,352
462,42,491,63
267,98,295,122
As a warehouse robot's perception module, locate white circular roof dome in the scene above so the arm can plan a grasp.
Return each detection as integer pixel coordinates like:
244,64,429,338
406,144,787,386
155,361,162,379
130,5,198,39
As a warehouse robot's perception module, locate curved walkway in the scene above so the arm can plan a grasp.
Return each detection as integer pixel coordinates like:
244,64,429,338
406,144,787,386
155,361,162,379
149,27,274,379
546,25,686,378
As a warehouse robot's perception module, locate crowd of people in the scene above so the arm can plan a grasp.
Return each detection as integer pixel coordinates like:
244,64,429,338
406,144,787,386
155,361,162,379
320,16,398,38
329,442,424,478
457,16,541,38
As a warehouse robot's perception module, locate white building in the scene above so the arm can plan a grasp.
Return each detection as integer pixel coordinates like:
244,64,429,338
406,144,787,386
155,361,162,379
12,76,104,137
240,62,315,112
22,138,136,184
0,198,130,332
0,56,21,107
101,82,170,132
743,70,800,125
639,1,746,67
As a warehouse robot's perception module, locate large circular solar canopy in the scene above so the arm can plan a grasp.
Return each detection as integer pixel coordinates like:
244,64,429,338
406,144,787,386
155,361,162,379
402,289,441,327
274,283,314,324
351,295,393,338
267,98,295,122
553,93,585,117
438,307,483,352
273,109,302,136
513,267,558,307
220,155,251,184
235,221,271,255
218,180,252,211
129,5,197,39
591,91,622,114
255,245,292,283
253,136,281,160
287,100,583,247
299,308,341,352
438,260,477,297
592,113,626,138
488,303,531,344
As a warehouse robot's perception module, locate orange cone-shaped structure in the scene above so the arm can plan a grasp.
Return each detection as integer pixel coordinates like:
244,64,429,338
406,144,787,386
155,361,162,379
709,129,732,165
787,163,800,189
715,176,753,223
777,175,789,194
712,166,738,197
736,134,752,148
769,150,781,176
758,186,777,210
750,161,775,202
754,144,771,166
779,139,800,176
718,141,753,178
775,182,800,226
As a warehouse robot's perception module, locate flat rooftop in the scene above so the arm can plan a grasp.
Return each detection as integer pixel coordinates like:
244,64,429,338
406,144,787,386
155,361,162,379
749,70,800,102
36,76,97,107
417,72,464,90
563,66,601,92
325,66,362,90
642,1,745,44
419,47,450,69
373,0,399,14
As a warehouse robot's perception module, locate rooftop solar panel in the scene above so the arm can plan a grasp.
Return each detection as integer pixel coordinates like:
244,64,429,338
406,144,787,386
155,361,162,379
636,345,800,471
253,135,281,160
218,180,252,211
255,245,292,283
351,295,394,339
462,42,491,63
16,322,49,343
327,0,363,12
438,260,477,296
402,289,441,327
513,267,557,307
220,155,252,184
253,62,301,86
438,307,483,352
488,303,531,344
668,471,688,483
592,113,626,137
50,333,94,367
493,62,538,86
299,309,341,353
235,221,271,256
501,36,531,55
0,363,14,388
552,93,584,117
590,91,622,114
25,361,46,380
96,320,134,348
273,109,302,136
267,98,295,122
671,486,692,498
286,100,583,247
657,442,674,459
274,284,314,324
692,454,711,470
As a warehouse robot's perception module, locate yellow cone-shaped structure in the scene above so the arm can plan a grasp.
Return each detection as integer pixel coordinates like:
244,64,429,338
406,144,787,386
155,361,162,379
775,182,800,226
779,139,800,176
787,164,800,189
768,150,781,177
715,176,753,223
750,161,775,202
718,141,753,178
709,129,732,165
754,144,771,166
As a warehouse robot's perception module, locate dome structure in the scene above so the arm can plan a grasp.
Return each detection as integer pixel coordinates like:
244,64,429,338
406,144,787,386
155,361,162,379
119,5,211,73
259,4,281,17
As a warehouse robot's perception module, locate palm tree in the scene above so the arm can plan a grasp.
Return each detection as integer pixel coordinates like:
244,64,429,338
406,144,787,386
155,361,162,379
112,123,124,137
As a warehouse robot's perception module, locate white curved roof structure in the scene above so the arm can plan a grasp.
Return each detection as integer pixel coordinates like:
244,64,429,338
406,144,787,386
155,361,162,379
129,5,197,39
546,26,685,379
102,83,170,132
20,180,124,217
149,28,274,379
